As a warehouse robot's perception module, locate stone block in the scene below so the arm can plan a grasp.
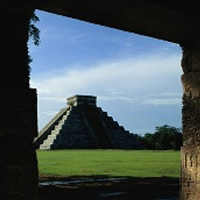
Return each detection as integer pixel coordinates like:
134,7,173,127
0,138,38,199
181,146,200,200
0,89,37,139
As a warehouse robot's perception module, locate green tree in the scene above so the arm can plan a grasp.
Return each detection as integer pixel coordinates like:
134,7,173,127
28,12,40,67
143,125,182,150
143,133,155,149
154,125,182,150
29,12,40,46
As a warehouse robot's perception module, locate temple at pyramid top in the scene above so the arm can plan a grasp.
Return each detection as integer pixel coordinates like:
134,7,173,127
34,95,144,150
67,95,96,107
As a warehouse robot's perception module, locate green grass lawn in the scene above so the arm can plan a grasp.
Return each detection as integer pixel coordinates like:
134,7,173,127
37,150,181,178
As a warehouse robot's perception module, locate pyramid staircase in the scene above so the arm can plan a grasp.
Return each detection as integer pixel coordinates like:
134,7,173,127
34,107,68,149
39,112,68,150
34,95,143,150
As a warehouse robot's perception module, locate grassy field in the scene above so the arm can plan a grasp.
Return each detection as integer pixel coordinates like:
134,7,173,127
37,150,181,178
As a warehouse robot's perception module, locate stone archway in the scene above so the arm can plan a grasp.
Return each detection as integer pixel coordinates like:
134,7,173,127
1,1,200,199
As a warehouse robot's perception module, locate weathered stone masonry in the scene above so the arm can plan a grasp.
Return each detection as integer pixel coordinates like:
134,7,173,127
181,43,200,200
0,1,38,199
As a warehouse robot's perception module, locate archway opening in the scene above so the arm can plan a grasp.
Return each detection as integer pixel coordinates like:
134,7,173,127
29,10,182,199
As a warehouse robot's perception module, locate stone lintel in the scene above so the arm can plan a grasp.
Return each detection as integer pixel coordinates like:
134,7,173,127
34,0,200,44
67,95,97,107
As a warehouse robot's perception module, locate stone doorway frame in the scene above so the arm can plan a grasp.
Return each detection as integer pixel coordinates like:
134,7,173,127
1,1,200,199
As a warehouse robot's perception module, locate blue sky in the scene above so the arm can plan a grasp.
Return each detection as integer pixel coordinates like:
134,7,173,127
29,10,183,135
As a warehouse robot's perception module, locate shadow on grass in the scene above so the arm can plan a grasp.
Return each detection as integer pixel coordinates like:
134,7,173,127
39,175,180,200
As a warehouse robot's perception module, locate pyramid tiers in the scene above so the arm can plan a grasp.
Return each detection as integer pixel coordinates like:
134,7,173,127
34,95,143,150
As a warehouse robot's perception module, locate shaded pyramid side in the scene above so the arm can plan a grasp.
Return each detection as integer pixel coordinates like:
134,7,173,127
80,105,114,149
97,108,144,149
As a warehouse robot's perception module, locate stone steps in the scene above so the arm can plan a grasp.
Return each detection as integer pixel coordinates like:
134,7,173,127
40,114,68,150
39,106,97,149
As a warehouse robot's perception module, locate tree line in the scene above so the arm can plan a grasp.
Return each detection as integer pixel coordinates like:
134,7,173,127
132,124,183,150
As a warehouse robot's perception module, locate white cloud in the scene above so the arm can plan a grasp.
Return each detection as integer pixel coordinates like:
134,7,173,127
143,97,181,106
99,93,182,106
31,53,182,95
141,92,182,106
31,53,182,130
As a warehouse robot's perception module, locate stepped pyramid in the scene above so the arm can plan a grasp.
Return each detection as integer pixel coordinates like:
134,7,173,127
34,95,143,150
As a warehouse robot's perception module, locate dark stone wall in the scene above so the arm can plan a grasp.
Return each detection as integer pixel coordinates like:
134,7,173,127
0,2,32,89
182,94,200,146
0,2,38,199
181,43,200,200
0,138,38,199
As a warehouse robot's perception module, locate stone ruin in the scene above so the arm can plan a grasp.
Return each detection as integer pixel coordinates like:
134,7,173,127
34,95,143,150
2,1,200,199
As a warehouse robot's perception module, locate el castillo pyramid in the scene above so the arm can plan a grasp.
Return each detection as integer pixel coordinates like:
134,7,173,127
34,95,143,150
